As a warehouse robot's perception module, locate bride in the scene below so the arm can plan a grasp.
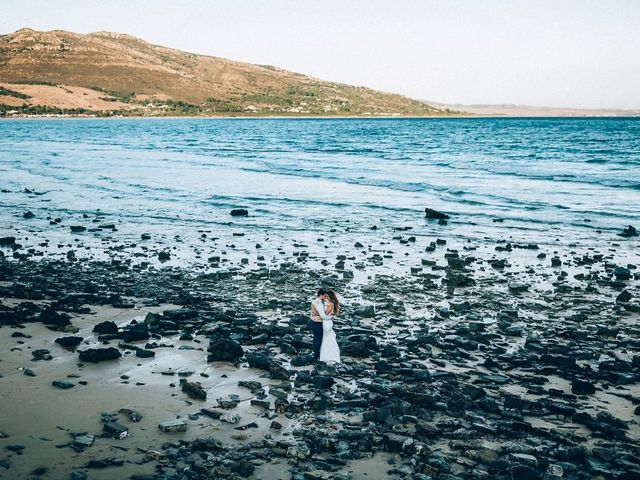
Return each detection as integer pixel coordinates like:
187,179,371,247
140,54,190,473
319,290,341,364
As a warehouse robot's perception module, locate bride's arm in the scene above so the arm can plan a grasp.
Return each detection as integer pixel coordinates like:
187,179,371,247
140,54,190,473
324,302,334,315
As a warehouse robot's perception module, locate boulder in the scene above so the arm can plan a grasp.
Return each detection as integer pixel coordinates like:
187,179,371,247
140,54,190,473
312,375,335,389
353,305,375,318
619,225,638,237
54,336,84,349
120,323,149,342
78,347,122,363
424,208,450,220
616,290,632,303
0,236,16,247
136,348,155,358
230,460,255,477
207,336,244,362
180,379,207,400
93,320,118,335
613,266,631,280
39,308,71,327
230,208,249,217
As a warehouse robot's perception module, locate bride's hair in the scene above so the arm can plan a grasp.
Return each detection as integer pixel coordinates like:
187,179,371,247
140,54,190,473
326,290,340,315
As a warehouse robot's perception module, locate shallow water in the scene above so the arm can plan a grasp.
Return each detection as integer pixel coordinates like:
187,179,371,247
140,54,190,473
1,117,639,251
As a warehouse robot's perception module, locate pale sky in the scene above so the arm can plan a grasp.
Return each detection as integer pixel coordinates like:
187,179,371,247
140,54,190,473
2,0,639,109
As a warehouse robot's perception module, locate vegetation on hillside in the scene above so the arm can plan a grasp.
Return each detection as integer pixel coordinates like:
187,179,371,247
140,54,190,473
0,28,452,117
0,86,30,99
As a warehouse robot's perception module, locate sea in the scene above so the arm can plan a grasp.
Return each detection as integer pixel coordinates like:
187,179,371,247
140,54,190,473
1,117,639,267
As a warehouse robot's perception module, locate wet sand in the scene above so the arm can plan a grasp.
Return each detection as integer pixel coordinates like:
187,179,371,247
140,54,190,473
0,215,639,479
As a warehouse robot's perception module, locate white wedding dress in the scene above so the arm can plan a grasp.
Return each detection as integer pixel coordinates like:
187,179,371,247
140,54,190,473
319,304,341,364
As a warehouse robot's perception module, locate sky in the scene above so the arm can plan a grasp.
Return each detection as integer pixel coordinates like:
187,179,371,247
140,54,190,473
2,0,639,109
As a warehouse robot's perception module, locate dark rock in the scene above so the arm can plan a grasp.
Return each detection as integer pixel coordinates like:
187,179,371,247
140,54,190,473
120,323,149,342
353,305,375,318
383,433,413,452
180,379,207,400
0,236,16,247
158,251,171,261
93,320,118,335
86,458,124,468
425,208,450,220
230,208,249,217
619,225,638,237
78,347,122,363
245,351,270,370
509,465,540,480
616,290,632,303
70,226,86,233
207,336,244,362
613,266,631,280
103,421,128,439
39,308,71,327
269,360,291,380
230,459,254,477
55,336,83,349
136,348,155,358
313,375,335,389
32,349,52,361
23,211,35,219
52,380,75,389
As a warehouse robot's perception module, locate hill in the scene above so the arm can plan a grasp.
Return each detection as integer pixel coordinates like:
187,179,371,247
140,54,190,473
0,28,444,116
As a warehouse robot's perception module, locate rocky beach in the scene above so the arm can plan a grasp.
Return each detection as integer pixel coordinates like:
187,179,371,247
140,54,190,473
1,200,639,480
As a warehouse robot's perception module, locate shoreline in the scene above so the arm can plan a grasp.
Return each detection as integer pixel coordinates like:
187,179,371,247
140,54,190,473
2,113,640,120
1,214,639,479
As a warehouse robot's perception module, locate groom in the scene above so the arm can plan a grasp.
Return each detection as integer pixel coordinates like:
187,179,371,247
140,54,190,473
309,288,331,359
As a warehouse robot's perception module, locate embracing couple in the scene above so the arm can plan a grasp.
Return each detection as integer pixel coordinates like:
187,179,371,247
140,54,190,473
308,288,341,364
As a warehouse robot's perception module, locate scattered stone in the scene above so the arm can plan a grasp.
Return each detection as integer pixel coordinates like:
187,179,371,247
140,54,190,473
32,349,52,361
230,208,249,217
619,225,638,237
136,348,155,358
231,460,255,477
613,266,631,280
207,336,244,362
158,419,187,432
73,434,95,449
52,380,75,389
616,290,632,303
424,208,450,219
102,421,128,439
78,347,122,363
353,305,375,318
0,236,16,247
180,379,207,400
55,336,83,349
93,320,118,335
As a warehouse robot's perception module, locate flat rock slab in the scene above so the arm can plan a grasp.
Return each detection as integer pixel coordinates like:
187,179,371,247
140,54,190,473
52,380,75,389
158,419,187,432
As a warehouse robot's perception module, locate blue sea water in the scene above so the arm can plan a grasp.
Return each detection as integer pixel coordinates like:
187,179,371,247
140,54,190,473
0,117,639,253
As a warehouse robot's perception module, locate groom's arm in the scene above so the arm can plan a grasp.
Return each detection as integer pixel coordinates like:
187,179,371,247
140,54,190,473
313,301,331,321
